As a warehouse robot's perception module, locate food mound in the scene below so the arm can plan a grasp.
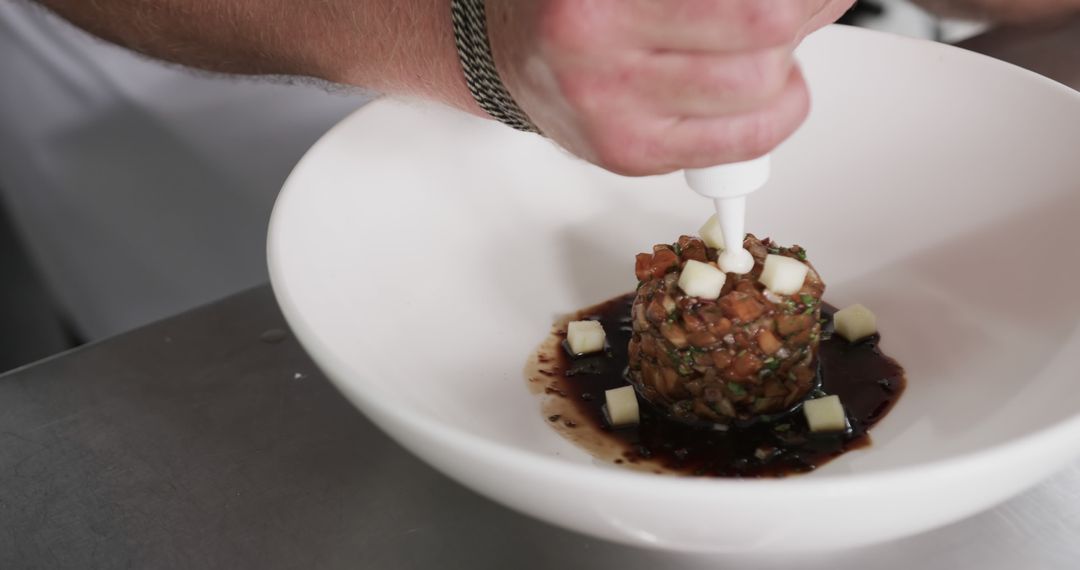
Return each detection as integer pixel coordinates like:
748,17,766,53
628,234,825,424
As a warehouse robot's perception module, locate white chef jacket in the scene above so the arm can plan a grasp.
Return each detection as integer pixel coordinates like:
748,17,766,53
0,1,372,340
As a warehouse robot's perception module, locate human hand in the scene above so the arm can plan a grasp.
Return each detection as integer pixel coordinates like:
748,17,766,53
486,0,854,175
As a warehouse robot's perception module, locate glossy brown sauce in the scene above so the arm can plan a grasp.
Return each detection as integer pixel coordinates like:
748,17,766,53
528,293,906,477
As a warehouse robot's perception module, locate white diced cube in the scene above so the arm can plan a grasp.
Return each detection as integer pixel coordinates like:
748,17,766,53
604,386,640,427
698,214,726,250
834,304,877,342
567,320,605,355
759,254,809,295
677,259,726,300
803,395,848,433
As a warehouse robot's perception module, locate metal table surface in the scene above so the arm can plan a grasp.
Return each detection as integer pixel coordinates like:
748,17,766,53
5,21,1080,569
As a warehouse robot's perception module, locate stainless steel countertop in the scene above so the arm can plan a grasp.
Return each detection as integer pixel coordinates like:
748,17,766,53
4,21,1080,569
2,286,1077,569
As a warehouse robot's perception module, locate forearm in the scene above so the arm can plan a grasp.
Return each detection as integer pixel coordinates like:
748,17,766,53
35,0,481,113
33,0,856,176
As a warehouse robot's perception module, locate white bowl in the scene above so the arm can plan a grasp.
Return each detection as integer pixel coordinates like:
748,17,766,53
268,25,1080,552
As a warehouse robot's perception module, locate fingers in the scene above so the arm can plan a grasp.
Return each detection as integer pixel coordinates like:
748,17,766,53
626,0,835,51
660,66,811,169
583,66,811,176
549,46,794,118
634,47,796,116
491,0,845,176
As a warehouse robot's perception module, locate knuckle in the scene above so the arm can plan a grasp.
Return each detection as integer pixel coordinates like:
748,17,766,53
739,1,804,47
737,89,808,158
737,116,784,159
537,0,605,53
701,53,786,98
556,73,589,105
590,125,663,177
556,63,638,116
556,73,606,114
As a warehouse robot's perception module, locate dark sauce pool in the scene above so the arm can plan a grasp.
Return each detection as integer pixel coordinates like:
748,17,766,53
529,293,906,478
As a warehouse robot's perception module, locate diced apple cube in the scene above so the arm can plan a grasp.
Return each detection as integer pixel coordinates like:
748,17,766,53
759,254,809,295
698,214,726,250
604,386,640,427
803,395,848,432
834,304,877,342
567,320,605,355
677,259,726,300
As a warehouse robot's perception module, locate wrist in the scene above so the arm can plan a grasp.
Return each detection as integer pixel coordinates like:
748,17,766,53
452,0,541,132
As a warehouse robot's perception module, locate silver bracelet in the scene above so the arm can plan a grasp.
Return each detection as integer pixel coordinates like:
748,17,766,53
450,0,541,134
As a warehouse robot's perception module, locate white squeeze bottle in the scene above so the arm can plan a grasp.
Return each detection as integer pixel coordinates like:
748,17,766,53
684,155,771,274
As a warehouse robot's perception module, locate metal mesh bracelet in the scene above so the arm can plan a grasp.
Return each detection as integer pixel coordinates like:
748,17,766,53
450,0,541,134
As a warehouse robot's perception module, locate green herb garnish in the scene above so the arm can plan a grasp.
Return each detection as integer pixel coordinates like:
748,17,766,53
727,383,747,397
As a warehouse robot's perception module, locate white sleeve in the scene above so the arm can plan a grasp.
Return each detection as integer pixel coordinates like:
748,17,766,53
0,2,374,339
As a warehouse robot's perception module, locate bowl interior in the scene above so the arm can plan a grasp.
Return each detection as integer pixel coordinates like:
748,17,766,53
269,26,1080,480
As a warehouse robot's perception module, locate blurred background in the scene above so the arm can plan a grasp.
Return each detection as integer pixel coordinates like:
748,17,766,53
0,0,985,372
